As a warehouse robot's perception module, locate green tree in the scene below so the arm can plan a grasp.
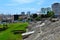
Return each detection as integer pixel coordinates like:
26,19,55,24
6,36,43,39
47,11,54,18
32,14,38,18
41,14,47,18
35,16,41,21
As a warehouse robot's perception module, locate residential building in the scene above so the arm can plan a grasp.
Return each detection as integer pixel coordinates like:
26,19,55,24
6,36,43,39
0,15,3,21
19,15,27,22
1,15,14,22
21,12,25,16
26,11,31,18
52,3,60,16
41,7,51,14
14,15,19,21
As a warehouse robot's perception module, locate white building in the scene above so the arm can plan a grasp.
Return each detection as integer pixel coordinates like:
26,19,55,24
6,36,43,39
27,11,30,16
21,12,25,16
41,7,51,14
52,3,60,16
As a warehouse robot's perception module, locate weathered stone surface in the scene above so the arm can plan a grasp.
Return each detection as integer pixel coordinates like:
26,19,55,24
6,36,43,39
24,20,60,40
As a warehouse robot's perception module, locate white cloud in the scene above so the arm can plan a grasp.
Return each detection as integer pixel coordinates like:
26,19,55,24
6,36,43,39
3,0,37,6
51,0,60,4
12,0,35,4
18,8,36,11
5,3,18,6
37,0,46,5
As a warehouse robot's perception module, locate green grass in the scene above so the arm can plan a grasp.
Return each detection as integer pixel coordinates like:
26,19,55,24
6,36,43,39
0,22,28,40
0,24,4,28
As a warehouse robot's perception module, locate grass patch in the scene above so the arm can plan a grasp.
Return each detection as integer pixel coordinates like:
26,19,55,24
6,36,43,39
0,24,3,28
0,22,28,40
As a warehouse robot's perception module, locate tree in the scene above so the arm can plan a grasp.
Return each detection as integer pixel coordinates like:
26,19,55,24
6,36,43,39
27,18,33,22
32,14,38,18
41,14,47,18
35,16,41,21
47,11,54,18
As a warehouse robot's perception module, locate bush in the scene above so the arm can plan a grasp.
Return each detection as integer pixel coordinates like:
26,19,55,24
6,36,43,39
35,16,41,21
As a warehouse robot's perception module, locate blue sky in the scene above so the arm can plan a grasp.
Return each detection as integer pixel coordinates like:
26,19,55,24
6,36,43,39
0,0,60,14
